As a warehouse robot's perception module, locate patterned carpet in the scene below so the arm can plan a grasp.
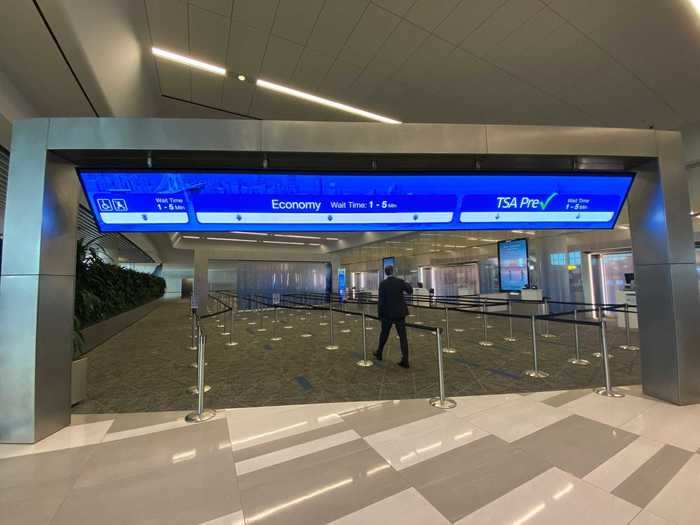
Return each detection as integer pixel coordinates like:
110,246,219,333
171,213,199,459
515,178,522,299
72,298,641,413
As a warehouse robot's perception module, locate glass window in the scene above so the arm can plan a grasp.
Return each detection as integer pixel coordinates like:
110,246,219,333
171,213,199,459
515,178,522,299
568,251,582,266
601,252,634,305
550,252,566,266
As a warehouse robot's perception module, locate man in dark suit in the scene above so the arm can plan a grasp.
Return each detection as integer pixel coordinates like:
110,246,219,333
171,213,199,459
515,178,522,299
373,266,413,368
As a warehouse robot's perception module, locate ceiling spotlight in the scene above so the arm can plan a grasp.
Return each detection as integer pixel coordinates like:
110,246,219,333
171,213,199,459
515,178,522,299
255,78,401,124
237,74,246,82
152,47,226,76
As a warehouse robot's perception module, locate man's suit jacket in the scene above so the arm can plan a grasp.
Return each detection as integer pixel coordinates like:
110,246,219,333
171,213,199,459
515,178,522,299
378,276,413,320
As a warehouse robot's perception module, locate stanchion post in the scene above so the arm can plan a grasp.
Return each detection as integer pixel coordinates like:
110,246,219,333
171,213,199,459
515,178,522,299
226,299,238,347
594,315,625,398
356,313,373,367
186,329,216,423
504,301,517,342
592,306,614,359
568,308,590,366
442,306,457,353
619,303,639,351
326,300,339,350
524,315,549,378
188,307,197,350
478,303,494,347
541,298,556,338
429,328,456,409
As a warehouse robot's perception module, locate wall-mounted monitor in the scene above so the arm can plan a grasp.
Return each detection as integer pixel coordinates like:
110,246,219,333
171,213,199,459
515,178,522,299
498,239,529,292
78,170,634,233
382,256,396,278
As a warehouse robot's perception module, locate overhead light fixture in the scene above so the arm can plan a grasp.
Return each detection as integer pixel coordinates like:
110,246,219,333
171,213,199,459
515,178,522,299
262,240,305,246
206,237,257,242
152,47,226,76
255,78,401,124
308,243,321,246
691,0,700,14
482,238,498,242
229,231,268,236
182,235,199,239
325,237,340,241
274,234,321,240
237,74,246,81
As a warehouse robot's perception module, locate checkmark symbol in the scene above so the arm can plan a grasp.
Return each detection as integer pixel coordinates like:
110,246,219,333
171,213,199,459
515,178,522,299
540,192,558,210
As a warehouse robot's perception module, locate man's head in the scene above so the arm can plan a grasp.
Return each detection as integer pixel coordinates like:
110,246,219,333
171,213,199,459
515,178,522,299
384,265,394,277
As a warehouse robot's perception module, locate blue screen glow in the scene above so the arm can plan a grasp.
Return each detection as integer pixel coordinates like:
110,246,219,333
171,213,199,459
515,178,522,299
499,239,529,292
78,170,634,233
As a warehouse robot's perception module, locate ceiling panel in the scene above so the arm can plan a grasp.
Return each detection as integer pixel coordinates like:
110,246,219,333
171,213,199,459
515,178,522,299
157,61,191,99
291,47,335,91
259,35,303,81
372,0,418,16
225,20,268,77
188,4,229,64
189,0,233,18
232,0,279,32
318,58,363,95
191,71,224,107
362,20,429,78
221,77,255,114
392,35,455,90
146,0,188,53
338,4,401,67
272,0,325,45
461,0,545,57
405,0,460,31
306,0,369,57
434,0,509,44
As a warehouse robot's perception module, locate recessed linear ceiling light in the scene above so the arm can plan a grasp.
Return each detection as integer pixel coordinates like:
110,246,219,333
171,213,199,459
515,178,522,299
308,243,321,246
206,237,257,242
182,235,200,239
325,237,340,241
255,78,401,125
229,231,268,236
262,240,305,246
274,234,321,240
152,47,226,76
481,238,498,243
692,0,700,14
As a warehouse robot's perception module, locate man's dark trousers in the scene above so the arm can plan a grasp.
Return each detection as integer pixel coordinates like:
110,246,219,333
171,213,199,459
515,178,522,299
376,317,409,363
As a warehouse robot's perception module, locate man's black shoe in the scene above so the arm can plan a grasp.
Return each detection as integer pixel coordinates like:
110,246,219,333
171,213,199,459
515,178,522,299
398,361,410,369
373,351,383,361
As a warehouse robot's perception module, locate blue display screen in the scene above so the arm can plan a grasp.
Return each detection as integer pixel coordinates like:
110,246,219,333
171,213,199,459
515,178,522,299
499,239,529,292
78,170,634,232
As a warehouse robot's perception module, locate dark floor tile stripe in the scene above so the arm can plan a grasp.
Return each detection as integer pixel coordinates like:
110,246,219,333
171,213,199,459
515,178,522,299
295,376,313,391
487,368,521,380
612,444,692,508
542,389,590,407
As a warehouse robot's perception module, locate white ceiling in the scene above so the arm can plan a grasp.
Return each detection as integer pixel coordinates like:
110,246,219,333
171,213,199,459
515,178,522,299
0,0,699,129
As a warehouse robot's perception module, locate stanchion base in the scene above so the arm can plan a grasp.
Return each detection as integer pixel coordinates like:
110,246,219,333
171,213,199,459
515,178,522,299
270,336,282,342
189,362,207,368
221,331,230,336
187,385,211,394
594,387,625,398
619,344,640,351
454,328,465,333
541,333,557,339
300,333,312,338
340,329,351,333
325,344,340,350
225,341,239,347
356,359,374,367
256,328,268,332
568,358,590,366
524,369,549,378
187,345,197,351
429,397,457,409
486,325,495,329
247,322,257,325
365,326,373,330
185,409,216,423
283,325,294,329
478,340,494,347
592,352,614,359
414,321,424,325
503,336,517,342
319,322,328,326
442,347,457,354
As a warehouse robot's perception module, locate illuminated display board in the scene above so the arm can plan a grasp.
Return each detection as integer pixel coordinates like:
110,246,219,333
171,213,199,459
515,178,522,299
382,256,396,278
498,239,529,292
78,170,634,233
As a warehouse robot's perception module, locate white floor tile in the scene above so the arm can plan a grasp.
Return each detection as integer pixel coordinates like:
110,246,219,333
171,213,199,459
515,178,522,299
466,398,568,442
584,436,665,492
450,393,522,418
621,403,700,452
328,488,450,525
629,510,675,525
646,454,700,525
525,391,567,402
0,420,114,459
455,467,639,525
226,403,346,451
364,413,488,470
562,393,661,428
103,412,225,443
235,430,360,475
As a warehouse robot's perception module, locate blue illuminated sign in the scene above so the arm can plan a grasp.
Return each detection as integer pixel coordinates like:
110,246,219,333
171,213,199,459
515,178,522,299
498,239,529,292
78,170,634,232
382,256,396,279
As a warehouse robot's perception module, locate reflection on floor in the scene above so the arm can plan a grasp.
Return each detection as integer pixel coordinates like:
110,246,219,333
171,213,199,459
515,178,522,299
4,387,700,524
73,299,641,413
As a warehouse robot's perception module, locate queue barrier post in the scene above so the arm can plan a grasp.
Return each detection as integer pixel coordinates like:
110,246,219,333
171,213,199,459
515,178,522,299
541,298,556,338
524,315,549,378
442,306,457,353
592,306,614,359
568,308,590,366
429,328,456,409
356,313,374,367
478,304,494,347
504,301,517,342
619,303,639,351
226,297,238,347
257,303,267,332
270,306,282,341
594,315,625,398
187,326,212,397
188,307,198,350
326,299,339,350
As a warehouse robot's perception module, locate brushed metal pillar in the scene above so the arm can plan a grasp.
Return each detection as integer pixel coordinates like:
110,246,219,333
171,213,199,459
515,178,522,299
628,130,700,405
193,250,209,312
0,119,80,443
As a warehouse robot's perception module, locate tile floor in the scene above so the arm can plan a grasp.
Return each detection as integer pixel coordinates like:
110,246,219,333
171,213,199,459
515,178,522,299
3,386,700,524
